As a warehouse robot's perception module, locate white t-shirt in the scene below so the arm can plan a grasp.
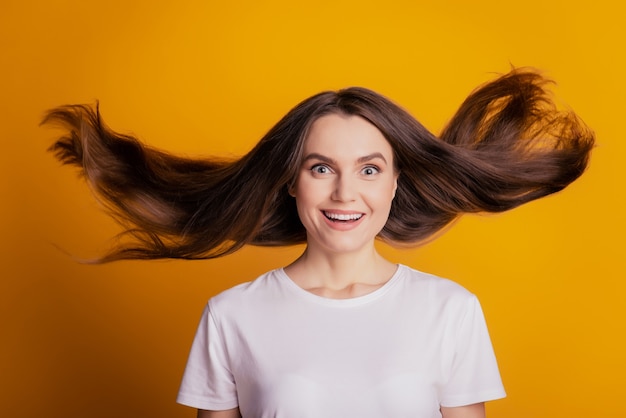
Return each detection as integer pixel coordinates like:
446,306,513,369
177,265,505,417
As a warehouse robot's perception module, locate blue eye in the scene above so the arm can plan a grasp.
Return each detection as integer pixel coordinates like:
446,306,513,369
361,166,380,176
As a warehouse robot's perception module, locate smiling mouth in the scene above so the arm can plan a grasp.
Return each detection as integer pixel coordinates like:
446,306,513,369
323,211,364,222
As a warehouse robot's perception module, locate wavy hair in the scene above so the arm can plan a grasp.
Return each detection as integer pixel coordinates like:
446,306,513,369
44,68,595,262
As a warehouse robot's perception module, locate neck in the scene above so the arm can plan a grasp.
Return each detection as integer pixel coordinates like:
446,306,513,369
284,244,397,298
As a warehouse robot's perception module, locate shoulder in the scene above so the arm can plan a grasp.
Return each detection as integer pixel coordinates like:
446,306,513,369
395,264,478,308
207,269,284,314
393,265,487,336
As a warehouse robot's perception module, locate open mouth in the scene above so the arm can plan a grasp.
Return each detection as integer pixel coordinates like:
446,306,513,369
323,211,364,222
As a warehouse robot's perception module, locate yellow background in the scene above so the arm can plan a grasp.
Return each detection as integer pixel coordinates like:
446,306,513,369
1,1,624,417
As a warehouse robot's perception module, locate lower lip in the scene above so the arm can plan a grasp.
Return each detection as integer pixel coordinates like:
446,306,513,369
322,213,365,231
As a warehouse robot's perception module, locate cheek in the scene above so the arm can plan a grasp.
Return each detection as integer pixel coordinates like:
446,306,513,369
293,174,330,204
372,181,398,205
293,180,322,219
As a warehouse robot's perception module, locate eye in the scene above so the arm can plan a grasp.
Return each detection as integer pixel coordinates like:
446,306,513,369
361,165,380,176
311,164,332,175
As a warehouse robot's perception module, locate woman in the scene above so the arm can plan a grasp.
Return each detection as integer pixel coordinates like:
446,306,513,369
45,69,594,417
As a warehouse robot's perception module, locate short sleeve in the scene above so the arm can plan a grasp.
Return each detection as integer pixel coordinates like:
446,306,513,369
440,295,506,407
177,303,239,410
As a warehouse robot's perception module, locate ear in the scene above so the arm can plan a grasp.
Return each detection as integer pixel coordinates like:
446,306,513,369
288,183,296,197
392,172,399,198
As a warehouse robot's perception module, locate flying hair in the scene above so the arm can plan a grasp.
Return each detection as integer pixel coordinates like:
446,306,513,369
44,68,595,262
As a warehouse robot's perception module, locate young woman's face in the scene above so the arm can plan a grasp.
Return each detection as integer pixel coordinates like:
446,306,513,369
291,113,398,255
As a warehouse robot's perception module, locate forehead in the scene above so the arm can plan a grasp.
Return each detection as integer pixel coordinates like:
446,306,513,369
304,114,393,156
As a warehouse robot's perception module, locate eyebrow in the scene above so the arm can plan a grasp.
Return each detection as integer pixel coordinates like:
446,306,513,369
302,152,388,165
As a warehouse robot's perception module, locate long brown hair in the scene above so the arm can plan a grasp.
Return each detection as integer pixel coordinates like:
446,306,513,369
44,68,595,262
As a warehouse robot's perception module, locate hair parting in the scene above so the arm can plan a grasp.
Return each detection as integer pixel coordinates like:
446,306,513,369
44,68,594,262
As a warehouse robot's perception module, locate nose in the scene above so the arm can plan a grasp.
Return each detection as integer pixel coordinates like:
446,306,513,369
331,174,357,202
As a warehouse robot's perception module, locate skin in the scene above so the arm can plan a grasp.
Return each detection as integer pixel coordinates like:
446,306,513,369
285,113,399,297
197,114,487,418
197,408,240,418
441,403,486,418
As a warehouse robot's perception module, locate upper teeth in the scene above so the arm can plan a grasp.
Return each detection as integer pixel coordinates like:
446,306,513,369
325,212,363,220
